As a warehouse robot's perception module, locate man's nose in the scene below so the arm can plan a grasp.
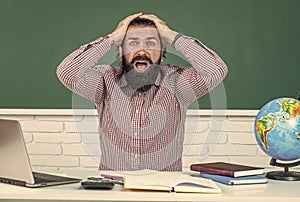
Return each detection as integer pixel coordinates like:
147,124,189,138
136,49,147,56
133,41,145,51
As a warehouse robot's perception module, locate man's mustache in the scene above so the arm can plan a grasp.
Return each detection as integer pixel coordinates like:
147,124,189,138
130,55,153,64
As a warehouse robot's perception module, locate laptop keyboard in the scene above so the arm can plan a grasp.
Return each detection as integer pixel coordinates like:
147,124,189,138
34,176,57,184
33,172,65,184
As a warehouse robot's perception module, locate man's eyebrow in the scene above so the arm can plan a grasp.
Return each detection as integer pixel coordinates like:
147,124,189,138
127,37,159,41
146,37,159,41
127,37,139,40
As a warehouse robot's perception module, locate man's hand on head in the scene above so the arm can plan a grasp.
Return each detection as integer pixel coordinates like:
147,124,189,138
107,13,143,46
140,14,179,45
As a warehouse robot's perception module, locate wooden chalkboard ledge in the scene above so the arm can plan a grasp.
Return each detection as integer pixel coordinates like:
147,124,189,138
0,109,258,117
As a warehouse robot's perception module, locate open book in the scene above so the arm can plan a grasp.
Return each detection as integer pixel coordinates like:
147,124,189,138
123,170,221,193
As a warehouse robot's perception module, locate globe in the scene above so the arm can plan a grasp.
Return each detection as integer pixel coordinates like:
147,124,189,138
254,97,300,161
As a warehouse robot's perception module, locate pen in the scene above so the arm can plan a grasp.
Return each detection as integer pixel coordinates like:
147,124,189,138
100,174,123,180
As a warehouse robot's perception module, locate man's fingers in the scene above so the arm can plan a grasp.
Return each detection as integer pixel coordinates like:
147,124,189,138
140,14,158,21
126,12,143,22
141,14,159,19
141,14,163,21
140,14,167,26
116,13,143,31
119,13,143,29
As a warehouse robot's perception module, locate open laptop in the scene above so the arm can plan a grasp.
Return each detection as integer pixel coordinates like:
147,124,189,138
0,119,81,187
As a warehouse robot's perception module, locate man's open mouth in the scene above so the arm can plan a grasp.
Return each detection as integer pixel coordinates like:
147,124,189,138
133,61,150,73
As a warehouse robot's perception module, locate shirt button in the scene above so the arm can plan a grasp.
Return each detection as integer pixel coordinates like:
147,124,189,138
135,109,139,114
134,154,138,159
134,132,138,137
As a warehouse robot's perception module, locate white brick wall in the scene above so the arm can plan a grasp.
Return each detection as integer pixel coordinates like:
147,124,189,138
0,109,276,171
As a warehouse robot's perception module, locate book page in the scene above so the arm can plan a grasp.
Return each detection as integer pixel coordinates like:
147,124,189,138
123,171,175,190
123,170,221,193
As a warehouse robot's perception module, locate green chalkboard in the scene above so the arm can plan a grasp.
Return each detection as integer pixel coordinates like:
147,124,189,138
0,0,299,109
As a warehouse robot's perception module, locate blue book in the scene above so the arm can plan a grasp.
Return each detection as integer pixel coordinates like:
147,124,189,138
200,173,268,186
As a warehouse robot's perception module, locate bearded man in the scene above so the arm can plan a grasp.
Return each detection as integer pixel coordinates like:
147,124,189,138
57,13,228,171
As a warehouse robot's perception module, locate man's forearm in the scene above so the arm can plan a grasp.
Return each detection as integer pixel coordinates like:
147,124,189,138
56,37,113,90
173,35,228,89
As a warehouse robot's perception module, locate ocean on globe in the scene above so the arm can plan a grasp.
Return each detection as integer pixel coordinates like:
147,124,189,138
254,97,300,161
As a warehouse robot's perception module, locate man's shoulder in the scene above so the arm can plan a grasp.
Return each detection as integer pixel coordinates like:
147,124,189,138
92,65,123,74
161,64,185,75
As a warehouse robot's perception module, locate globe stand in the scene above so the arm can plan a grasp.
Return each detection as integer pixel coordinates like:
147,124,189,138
266,158,300,181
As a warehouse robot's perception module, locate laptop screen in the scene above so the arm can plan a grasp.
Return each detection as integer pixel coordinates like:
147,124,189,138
0,119,35,184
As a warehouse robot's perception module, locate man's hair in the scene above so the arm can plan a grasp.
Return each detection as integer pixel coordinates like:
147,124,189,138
119,17,166,61
128,17,157,28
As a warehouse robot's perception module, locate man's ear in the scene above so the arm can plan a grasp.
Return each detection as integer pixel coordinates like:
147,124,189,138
161,47,166,62
118,46,123,61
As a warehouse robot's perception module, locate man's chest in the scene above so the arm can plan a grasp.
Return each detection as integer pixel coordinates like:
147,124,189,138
99,85,181,130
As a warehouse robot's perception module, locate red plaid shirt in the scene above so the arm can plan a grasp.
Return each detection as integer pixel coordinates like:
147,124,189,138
57,35,228,171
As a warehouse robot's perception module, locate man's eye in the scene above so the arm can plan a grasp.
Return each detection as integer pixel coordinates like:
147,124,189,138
146,41,155,47
129,41,138,46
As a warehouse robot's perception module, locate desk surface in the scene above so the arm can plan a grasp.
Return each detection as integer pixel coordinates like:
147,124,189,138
0,170,300,202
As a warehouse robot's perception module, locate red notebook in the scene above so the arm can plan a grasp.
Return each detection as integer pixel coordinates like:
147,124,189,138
190,162,264,177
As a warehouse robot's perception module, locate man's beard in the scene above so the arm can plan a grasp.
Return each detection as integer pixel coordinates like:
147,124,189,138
122,55,161,92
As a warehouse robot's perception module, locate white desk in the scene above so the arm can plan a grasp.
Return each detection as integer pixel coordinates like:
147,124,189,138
0,170,299,202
